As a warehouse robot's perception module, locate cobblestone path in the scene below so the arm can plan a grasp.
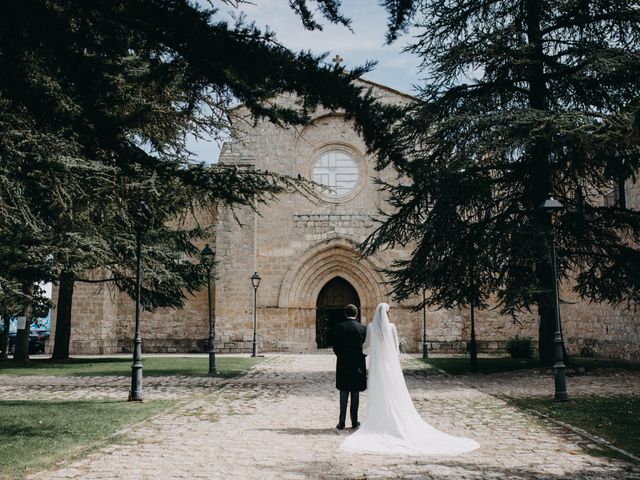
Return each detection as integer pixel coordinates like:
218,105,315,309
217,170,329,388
8,354,639,479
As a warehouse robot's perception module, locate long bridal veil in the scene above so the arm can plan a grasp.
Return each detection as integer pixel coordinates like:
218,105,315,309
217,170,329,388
339,303,479,456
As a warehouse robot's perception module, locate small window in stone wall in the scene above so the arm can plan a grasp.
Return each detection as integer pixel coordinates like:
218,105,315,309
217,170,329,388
313,150,359,197
603,179,629,209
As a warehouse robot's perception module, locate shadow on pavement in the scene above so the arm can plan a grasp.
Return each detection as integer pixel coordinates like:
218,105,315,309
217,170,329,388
255,427,342,436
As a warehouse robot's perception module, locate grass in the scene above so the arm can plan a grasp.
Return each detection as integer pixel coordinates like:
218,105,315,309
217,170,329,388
420,356,640,375
510,396,640,460
0,356,263,478
0,356,263,378
0,399,176,480
421,356,543,375
566,356,640,372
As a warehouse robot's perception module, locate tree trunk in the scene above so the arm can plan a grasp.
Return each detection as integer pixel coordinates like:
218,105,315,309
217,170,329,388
469,303,478,372
526,0,556,366
0,315,9,359
536,209,561,366
537,293,555,365
52,270,75,360
13,283,33,362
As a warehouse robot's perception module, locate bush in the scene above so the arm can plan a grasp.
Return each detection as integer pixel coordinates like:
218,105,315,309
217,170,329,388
506,336,533,359
398,336,408,353
580,341,596,357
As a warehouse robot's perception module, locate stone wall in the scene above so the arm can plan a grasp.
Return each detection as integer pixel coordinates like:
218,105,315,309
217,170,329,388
47,210,215,355
49,277,120,354
560,290,640,361
47,79,640,360
213,86,405,353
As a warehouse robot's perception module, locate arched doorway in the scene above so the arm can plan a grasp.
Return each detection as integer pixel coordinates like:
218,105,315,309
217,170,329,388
316,277,360,348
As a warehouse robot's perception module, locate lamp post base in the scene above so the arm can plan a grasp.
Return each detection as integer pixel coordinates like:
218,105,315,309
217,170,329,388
208,350,217,375
128,330,143,402
422,342,428,359
553,362,568,402
128,363,143,402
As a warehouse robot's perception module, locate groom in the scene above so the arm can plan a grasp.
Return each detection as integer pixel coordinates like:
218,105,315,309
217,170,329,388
332,304,367,430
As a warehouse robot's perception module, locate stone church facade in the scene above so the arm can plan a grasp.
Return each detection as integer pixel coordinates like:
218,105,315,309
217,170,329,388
49,80,640,360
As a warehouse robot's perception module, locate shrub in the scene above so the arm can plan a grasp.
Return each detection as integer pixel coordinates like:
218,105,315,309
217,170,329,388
580,341,596,357
506,336,533,359
398,336,408,353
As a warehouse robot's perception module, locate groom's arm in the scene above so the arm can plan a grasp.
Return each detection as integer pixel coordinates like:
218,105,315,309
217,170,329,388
332,327,342,356
362,326,371,354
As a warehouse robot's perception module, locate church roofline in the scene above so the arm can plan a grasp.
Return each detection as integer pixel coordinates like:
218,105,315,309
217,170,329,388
228,75,417,114
355,76,417,102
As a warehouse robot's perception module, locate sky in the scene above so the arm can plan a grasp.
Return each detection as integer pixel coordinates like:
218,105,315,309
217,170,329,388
188,0,422,163
232,0,422,93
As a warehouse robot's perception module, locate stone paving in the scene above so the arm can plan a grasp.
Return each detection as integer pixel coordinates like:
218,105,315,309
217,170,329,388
2,353,638,479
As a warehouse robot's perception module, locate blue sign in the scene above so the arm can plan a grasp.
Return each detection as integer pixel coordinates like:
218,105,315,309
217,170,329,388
1,312,50,334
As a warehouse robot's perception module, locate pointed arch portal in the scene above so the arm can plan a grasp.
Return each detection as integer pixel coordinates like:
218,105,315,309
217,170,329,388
315,277,360,348
277,238,387,349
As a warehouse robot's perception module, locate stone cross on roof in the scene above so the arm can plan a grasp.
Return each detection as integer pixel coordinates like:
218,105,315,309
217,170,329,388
332,54,344,68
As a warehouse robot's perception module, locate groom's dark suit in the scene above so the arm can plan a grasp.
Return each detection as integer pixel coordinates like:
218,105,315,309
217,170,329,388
332,316,367,429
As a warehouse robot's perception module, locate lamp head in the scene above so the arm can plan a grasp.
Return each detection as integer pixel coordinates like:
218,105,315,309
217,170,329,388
251,271,261,289
201,244,215,257
540,194,564,214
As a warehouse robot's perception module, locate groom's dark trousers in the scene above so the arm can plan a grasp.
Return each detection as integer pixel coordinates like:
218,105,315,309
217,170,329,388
332,316,367,428
339,390,360,427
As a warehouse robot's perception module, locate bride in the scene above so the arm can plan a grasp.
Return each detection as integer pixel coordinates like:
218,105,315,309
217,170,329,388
340,303,479,456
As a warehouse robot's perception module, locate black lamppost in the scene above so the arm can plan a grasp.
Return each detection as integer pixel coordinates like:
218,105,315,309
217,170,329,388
422,288,428,359
250,272,261,357
540,194,568,402
129,201,150,402
201,244,216,374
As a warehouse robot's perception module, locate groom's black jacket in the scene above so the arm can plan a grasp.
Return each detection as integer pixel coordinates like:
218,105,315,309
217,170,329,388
332,318,367,391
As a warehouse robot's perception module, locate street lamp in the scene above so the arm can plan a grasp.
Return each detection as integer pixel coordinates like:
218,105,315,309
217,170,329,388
250,272,261,357
540,194,568,402
129,200,150,402
422,288,428,359
201,244,216,375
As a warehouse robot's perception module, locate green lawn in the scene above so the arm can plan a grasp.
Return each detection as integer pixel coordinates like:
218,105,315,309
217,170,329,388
510,396,640,460
421,356,543,375
0,399,176,480
566,356,640,372
420,356,640,375
0,356,263,378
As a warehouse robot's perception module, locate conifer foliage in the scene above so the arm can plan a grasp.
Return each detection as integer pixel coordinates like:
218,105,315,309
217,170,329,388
0,0,395,360
365,1,640,364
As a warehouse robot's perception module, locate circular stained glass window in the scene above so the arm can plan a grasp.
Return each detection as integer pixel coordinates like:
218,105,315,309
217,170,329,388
313,150,359,197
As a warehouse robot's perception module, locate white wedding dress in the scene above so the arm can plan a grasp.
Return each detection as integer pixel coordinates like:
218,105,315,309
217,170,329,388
339,303,479,456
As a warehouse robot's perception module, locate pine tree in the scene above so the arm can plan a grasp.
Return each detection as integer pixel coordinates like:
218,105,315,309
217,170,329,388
367,1,640,364
0,1,403,359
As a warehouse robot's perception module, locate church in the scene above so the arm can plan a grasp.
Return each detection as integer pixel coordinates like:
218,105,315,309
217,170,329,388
49,79,640,360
